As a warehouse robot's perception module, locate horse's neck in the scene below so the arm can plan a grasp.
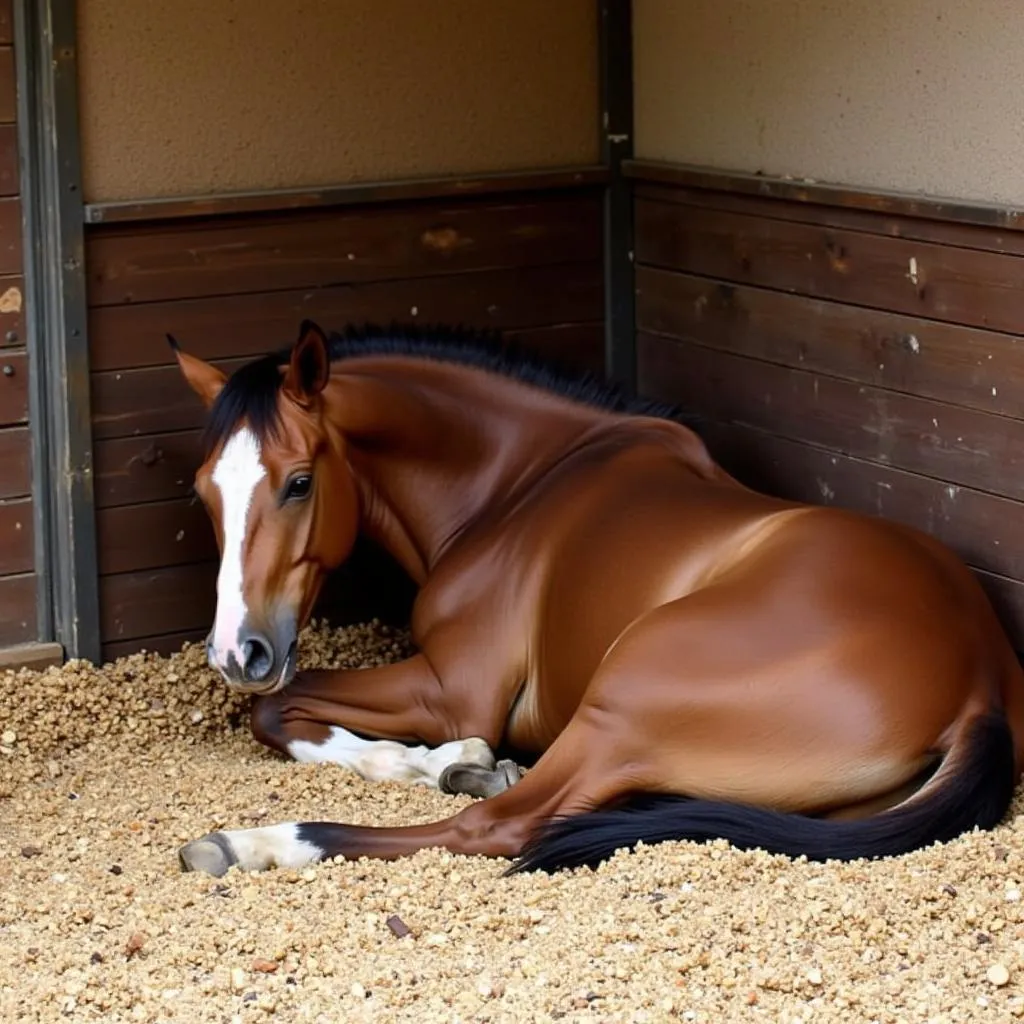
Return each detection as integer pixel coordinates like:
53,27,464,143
326,362,603,580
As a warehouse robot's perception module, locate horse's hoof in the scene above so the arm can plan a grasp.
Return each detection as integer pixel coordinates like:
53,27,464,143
439,758,526,799
178,833,238,877
498,759,528,783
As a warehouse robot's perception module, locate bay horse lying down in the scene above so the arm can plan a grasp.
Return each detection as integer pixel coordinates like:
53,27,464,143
171,321,1024,878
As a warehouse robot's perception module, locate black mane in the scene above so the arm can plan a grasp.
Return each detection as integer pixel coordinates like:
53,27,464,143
202,322,698,456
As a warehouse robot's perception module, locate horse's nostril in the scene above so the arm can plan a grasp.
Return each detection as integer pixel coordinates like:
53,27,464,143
241,635,274,683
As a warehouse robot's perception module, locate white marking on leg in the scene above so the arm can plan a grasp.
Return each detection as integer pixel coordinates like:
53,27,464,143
287,727,494,788
223,823,321,871
209,426,266,669
180,823,322,875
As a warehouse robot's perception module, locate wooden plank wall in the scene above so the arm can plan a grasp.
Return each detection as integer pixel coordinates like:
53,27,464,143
86,186,605,662
0,0,37,648
632,170,1024,650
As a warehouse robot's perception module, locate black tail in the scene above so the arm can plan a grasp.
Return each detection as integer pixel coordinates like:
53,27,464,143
510,711,1017,874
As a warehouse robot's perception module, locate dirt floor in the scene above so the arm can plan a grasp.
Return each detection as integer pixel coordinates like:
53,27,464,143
3,622,1024,1024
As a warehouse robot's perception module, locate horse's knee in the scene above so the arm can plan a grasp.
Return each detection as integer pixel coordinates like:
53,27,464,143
250,695,284,751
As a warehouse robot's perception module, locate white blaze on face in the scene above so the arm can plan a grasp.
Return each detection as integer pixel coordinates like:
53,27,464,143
209,426,266,669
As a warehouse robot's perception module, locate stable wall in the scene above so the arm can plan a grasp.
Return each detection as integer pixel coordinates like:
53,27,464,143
630,1,1024,651
76,0,600,202
634,0,1024,206
72,0,606,660
85,184,605,661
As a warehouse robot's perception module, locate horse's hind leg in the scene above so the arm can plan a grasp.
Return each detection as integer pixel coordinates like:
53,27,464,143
178,707,636,876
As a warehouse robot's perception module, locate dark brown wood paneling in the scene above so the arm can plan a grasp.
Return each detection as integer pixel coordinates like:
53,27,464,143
97,552,415,646
632,169,1024,652
0,274,25,346
97,498,216,575
92,319,606,445
638,332,1024,503
633,181,1024,261
100,562,218,642
625,159,1024,239
976,572,1024,650
700,422,1024,583
637,267,1024,419
0,426,30,498
88,262,603,372
0,123,17,197
94,431,203,509
981,570,1024,619
506,322,605,376
0,348,28,425
635,197,1024,337
0,197,20,276
102,629,207,665
0,47,13,124
0,1,11,47
0,496,32,575
0,19,35,654
87,193,604,306
86,168,609,226
0,572,36,646
92,357,247,440
88,186,606,654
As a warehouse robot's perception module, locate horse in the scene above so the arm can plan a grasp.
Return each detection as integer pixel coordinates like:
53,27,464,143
170,320,1024,879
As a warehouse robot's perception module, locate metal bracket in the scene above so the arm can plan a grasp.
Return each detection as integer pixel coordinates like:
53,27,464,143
14,0,99,663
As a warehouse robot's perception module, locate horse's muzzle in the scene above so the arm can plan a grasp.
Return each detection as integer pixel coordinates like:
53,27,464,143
206,623,299,693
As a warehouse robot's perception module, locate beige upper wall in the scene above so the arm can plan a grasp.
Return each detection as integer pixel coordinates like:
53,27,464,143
634,0,1024,205
76,0,599,202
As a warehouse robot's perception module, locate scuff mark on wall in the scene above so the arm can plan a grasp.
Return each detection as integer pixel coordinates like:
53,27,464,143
0,287,22,314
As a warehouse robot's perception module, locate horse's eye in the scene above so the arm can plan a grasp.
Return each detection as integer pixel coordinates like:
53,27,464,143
283,474,313,502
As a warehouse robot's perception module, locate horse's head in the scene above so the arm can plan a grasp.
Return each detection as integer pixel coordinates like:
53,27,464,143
173,321,358,693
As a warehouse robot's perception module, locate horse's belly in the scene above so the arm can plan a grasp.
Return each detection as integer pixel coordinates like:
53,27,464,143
497,462,794,749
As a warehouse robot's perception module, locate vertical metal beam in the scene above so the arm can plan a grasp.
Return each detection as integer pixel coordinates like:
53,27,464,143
14,0,100,663
599,0,635,393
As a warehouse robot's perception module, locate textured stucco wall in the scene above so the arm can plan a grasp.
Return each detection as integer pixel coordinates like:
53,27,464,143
77,0,599,202
634,0,1024,205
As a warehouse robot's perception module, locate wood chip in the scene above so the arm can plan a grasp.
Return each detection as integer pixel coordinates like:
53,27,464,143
4,619,1024,1023
987,964,1011,987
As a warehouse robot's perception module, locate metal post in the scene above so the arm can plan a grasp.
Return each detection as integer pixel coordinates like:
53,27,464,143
14,0,100,663
599,0,635,393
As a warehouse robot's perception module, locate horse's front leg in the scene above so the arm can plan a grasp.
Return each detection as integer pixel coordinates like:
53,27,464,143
249,652,520,795
178,705,637,878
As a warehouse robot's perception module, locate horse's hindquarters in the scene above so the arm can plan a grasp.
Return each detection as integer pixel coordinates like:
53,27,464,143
571,507,1021,818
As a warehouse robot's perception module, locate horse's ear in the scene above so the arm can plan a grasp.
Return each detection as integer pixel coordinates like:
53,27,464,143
282,320,331,407
168,335,226,409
